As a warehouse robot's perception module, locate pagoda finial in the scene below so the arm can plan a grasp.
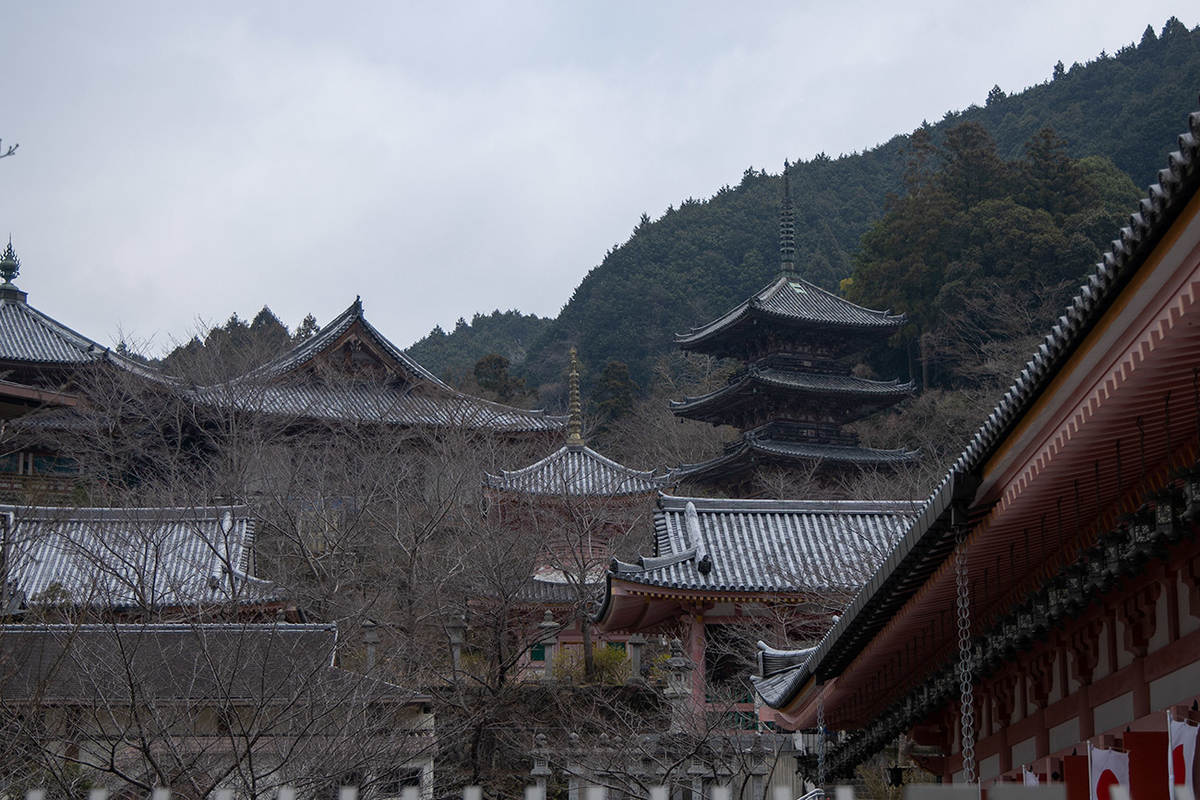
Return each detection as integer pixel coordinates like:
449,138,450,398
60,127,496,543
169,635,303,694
0,238,19,285
566,348,584,447
779,161,795,275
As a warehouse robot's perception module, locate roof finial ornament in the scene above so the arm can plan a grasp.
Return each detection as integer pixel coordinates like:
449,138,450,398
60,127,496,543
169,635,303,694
566,348,584,448
779,161,795,275
0,238,20,285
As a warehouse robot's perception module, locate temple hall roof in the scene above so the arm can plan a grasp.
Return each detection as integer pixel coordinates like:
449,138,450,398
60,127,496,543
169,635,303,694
675,274,905,355
0,243,164,381
192,299,567,433
607,495,915,596
485,444,671,496
3,504,282,611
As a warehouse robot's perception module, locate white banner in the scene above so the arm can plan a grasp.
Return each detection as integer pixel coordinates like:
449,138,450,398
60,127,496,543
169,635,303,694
1090,744,1130,800
1024,768,1040,786
1170,714,1200,800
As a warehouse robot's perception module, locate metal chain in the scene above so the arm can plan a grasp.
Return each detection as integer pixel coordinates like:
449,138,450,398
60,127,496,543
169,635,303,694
816,689,826,791
955,528,977,784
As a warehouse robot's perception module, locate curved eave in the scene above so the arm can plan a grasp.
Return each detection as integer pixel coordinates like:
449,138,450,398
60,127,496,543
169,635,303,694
673,438,919,484
674,276,905,352
595,575,812,632
670,371,914,420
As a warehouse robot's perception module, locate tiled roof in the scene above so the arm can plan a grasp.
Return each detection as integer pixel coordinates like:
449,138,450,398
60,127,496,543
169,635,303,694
676,274,904,349
485,445,670,496
194,380,567,432
752,642,819,709
238,298,446,387
0,295,103,365
754,101,1200,712
194,299,566,434
0,291,162,383
0,623,428,704
607,495,915,595
671,426,919,484
670,366,914,419
3,504,283,610
514,576,602,604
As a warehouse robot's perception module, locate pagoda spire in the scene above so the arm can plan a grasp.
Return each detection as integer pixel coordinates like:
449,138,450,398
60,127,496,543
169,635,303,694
566,348,584,448
0,238,26,303
1,238,20,285
779,161,795,275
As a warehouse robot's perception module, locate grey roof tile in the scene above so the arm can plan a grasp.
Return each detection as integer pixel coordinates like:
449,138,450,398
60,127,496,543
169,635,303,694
485,445,670,496
609,495,916,595
676,275,904,348
3,504,282,610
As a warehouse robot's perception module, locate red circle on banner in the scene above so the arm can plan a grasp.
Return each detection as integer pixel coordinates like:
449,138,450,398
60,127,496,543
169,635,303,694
1174,745,1187,785
1097,769,1119,800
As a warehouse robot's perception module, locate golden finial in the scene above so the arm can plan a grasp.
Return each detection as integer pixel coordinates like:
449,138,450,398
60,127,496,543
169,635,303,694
567,348,584,447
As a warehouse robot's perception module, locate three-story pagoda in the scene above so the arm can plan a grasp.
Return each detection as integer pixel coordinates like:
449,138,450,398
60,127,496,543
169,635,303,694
671,166,918,492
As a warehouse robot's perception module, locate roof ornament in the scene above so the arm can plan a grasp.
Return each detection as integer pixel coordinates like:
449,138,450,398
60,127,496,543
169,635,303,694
0,238,19,285
780,161,795,275
566,348,585,447
685,501,708,565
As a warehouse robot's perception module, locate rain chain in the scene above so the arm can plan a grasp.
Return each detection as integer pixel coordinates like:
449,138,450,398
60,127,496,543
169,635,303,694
816,688,827,790
955,527,977,784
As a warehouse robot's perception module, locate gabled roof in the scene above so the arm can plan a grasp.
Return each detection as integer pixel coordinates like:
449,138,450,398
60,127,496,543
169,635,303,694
485,444,670,496
3,504,282,610
193,299,567,433
607,495,914,596
238,297,447,387
671,425,919,484
675,275,904,353
670,366,914,423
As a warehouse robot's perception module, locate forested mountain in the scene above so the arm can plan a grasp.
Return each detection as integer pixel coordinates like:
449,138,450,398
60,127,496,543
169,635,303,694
407,18,1200,397
405,310,553,385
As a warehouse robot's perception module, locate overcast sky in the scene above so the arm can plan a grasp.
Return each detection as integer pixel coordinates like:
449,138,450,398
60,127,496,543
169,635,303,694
1,2,1194,356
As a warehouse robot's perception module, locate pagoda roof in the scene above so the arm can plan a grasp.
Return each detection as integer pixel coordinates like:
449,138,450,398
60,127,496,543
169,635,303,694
671,425,919,485
3,503,282,612
485,444,670,497
670,366,914,422
675,274,904,352
192,299,567,433
596,495,915,630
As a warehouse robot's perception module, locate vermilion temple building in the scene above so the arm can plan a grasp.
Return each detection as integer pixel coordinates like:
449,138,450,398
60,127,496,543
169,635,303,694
671,171,917,495
754,99,1200,797
596,495,914,724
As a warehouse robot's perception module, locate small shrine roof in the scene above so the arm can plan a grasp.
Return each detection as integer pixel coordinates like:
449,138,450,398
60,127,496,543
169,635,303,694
605,494,915,597
675,274,904,351
485,444,670,496
3,504,282,611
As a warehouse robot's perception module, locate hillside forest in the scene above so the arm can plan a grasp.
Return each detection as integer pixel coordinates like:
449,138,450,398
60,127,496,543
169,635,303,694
161,18,1195,489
